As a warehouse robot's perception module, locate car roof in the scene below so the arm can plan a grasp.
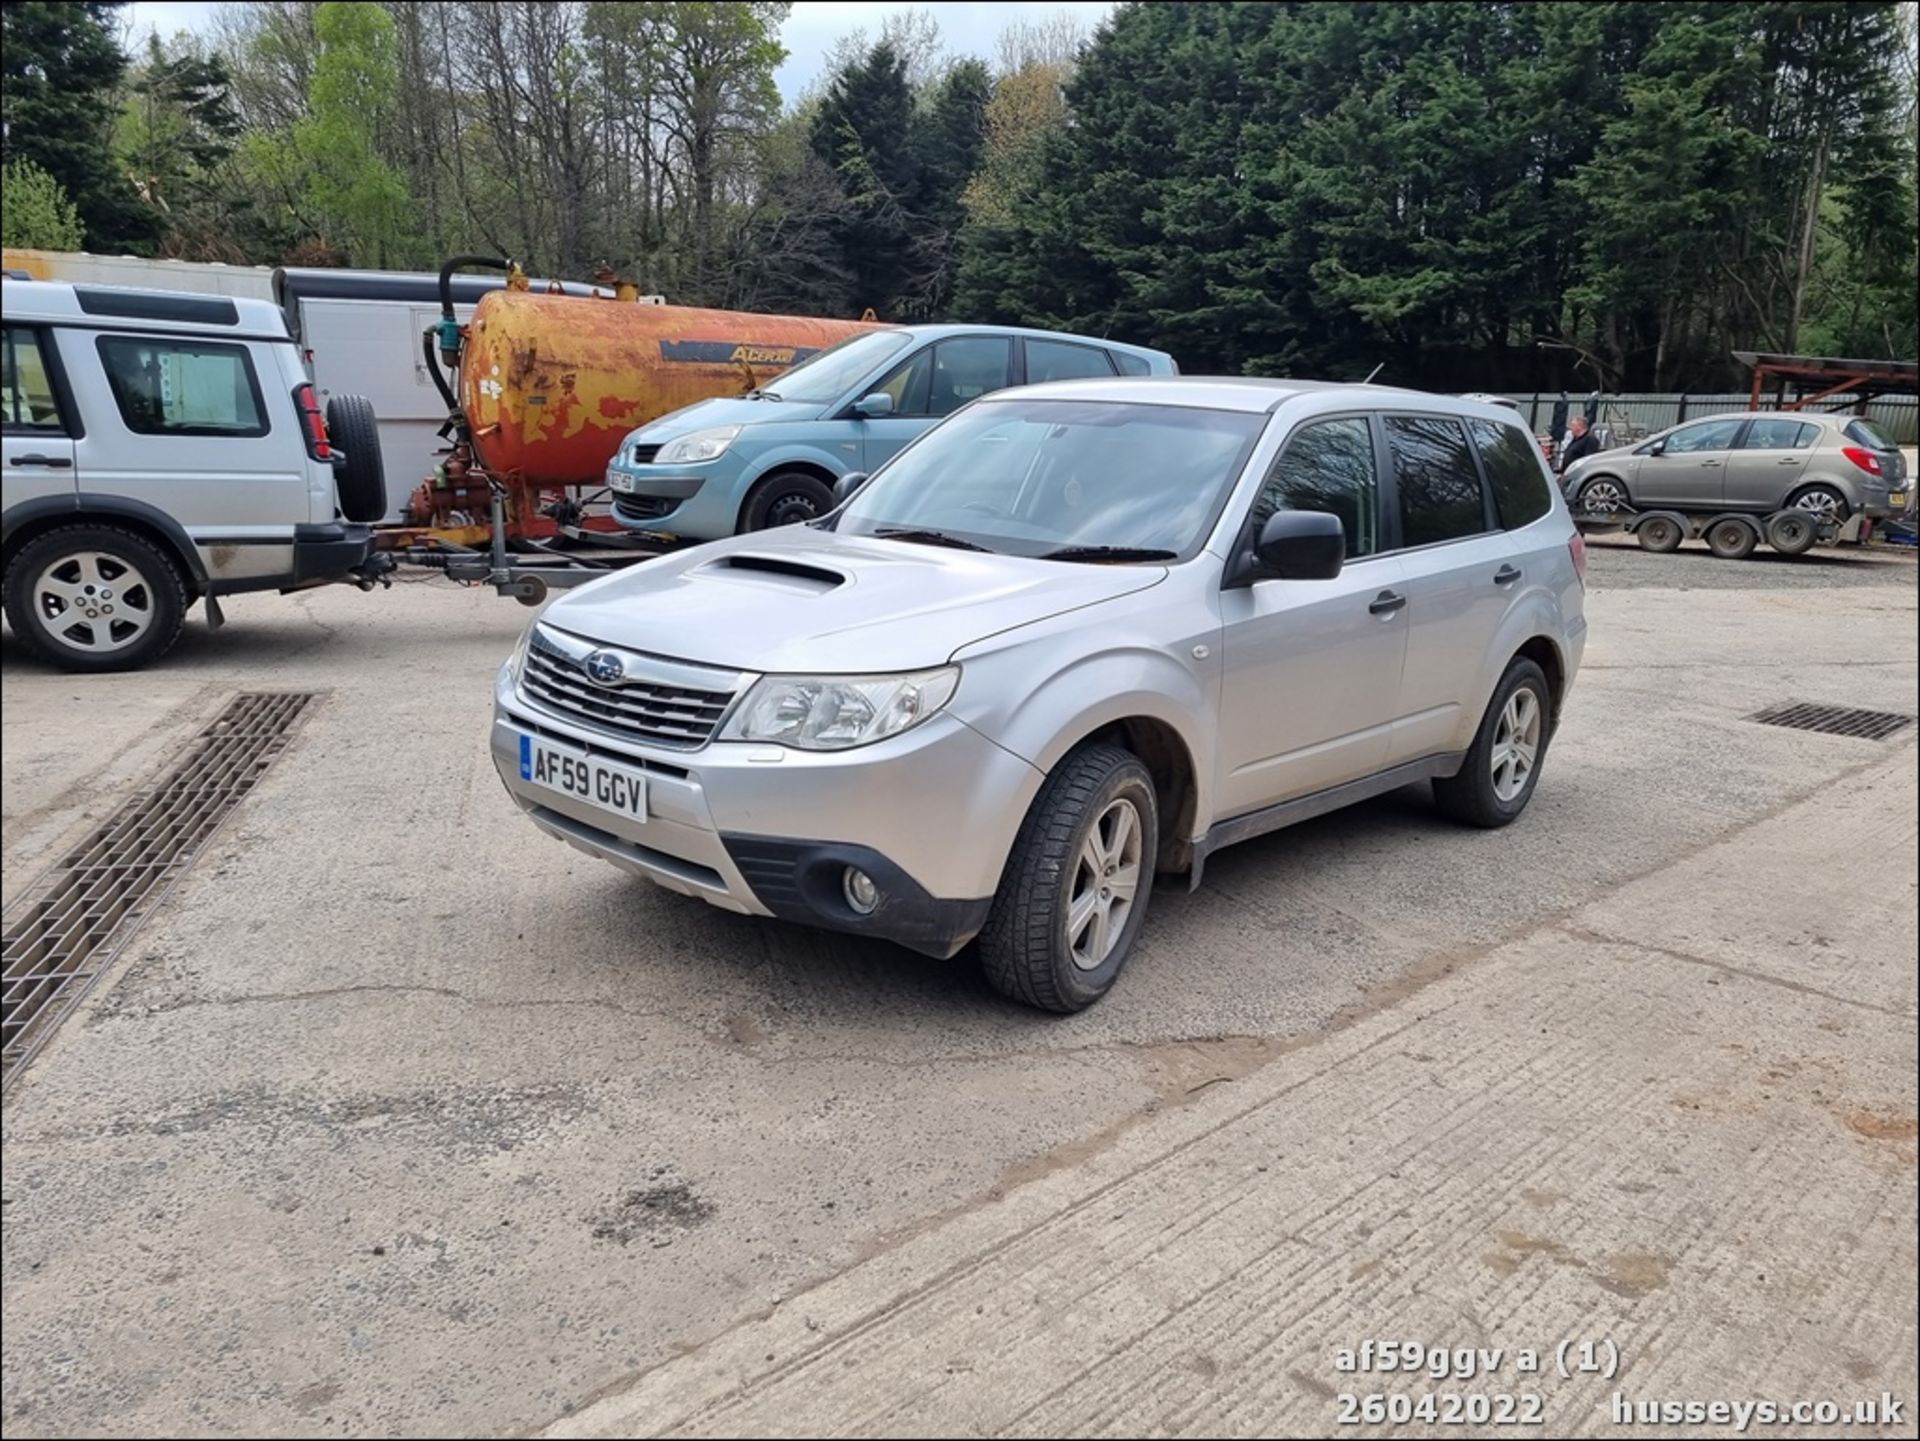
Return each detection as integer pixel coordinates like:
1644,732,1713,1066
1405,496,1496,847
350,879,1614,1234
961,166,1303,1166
984,374,1525,417
882,323,1168,362
0,276,291,338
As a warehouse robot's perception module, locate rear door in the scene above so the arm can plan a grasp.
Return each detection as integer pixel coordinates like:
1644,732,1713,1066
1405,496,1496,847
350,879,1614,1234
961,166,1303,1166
1380,412,1523,766
2,325,79,507
858,335,1013,471
1636,417,1746,507
1215,414,1407,814
1726,417,1816,510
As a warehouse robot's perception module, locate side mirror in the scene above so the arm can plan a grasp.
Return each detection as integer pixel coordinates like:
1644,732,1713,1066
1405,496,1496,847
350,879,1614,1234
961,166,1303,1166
1231,511,1345,586
1646,438,1665,456
832,471,870,504
852,392,894,419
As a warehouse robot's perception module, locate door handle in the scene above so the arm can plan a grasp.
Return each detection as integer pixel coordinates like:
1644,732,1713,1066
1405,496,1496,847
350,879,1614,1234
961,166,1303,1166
9,453,73,468
1777,458,1803,465
1494,564,1523,584
1699,459,1721,467
1368,590,1407,616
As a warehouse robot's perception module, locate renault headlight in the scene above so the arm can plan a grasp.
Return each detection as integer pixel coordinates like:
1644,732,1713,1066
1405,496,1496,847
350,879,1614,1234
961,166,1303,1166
720,667,959,750
656,425,741,465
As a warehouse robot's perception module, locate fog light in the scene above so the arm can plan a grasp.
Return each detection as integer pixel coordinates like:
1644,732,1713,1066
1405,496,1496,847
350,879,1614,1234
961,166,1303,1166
843,866,880,915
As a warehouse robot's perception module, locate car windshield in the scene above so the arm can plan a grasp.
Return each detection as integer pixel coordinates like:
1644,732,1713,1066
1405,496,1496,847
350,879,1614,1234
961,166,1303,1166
758,329,913,403
831,398,1267,561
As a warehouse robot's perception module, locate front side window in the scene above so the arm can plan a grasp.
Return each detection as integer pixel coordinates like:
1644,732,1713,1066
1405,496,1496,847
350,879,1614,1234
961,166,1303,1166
1026,338,1116,384
1250,415,1379,558
96,335,267,436
1386,414,1490,548
2,326,64,431
1662,418,1744,454
1467,417,1554,529
833,398,1265,561
1740,418,1817,451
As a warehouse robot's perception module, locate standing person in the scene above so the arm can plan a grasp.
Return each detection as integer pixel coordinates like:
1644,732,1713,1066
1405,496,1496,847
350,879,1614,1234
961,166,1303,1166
1557,414,1601,475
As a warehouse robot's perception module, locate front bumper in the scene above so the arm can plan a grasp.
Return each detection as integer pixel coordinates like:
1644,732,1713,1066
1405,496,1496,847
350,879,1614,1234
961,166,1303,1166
606,457,742,540
489,664,1042,957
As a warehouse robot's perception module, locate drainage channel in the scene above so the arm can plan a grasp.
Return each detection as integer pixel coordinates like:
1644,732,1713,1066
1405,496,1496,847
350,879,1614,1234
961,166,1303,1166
2,691,318,1094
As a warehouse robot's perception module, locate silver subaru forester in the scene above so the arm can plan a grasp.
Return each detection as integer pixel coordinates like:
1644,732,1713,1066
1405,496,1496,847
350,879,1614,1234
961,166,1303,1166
491,378,1588,1011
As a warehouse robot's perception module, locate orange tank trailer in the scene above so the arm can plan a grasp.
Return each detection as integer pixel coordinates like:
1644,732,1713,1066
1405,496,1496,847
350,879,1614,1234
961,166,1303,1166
394,287,877,546
459,290,877,487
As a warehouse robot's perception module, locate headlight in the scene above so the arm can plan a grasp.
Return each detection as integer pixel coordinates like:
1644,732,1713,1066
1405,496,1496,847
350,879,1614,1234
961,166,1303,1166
655,425,741,465
720,667,959,750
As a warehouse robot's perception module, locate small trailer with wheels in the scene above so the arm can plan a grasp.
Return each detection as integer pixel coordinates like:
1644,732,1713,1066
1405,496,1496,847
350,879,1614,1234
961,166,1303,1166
1576,504,1841,558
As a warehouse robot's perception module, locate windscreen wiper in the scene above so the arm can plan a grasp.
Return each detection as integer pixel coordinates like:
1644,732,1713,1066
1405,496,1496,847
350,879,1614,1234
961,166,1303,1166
872,527,992,552
1037,544,1179,562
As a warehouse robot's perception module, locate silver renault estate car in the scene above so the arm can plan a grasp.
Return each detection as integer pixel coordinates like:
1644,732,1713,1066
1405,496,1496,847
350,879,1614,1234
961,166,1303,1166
491,379,1587,1011
1563,411,1909,523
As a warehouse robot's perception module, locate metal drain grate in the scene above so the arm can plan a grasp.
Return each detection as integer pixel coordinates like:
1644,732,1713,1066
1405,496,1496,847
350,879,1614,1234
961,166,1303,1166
2,692,316,1092
1749,700,1916,742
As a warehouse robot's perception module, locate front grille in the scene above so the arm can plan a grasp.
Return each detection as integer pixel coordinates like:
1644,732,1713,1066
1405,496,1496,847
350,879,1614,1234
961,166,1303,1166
614,494,676,522
628,444,661,465
521,631,738,749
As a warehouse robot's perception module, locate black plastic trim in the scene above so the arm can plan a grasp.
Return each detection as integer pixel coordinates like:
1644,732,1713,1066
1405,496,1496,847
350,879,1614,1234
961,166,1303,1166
720,834,993,959
75,287,238,326
291,520,374,581
1188,751,1467,889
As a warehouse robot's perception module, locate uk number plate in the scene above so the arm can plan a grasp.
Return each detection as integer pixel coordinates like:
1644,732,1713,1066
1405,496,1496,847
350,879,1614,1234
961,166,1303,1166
519,734,647,821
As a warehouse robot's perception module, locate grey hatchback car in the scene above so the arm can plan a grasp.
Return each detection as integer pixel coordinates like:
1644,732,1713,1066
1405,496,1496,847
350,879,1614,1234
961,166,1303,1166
1564,412,1909,523
492,379,1587,1011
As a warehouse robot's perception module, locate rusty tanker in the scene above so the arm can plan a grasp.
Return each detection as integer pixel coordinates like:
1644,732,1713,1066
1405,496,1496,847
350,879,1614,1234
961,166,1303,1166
396,264,877,546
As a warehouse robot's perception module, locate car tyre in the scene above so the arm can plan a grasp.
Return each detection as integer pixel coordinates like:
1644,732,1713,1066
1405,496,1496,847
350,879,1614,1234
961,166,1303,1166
741,471,836,532
980,743,1158,1013
1432,658,1553,829
3,523,188,672
1635,515,1684,553
1576,475,1630,516
326,393,388,522
1705,517,1759,559
1787,484,1849,526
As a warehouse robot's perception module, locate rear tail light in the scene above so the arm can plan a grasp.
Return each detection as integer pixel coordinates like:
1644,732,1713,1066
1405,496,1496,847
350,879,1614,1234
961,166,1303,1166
1568,532,1587,585
1840,445,1882,477
292,382,331,462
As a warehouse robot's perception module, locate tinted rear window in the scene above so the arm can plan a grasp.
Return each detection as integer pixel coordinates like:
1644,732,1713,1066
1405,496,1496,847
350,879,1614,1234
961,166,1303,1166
1467,418,1553,529
1387,414,1491,547
1112,351,1151,376
1845,418,1897,450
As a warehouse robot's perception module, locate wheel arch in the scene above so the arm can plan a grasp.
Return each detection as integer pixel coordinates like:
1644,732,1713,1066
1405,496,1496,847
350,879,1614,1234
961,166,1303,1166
2,495,206,593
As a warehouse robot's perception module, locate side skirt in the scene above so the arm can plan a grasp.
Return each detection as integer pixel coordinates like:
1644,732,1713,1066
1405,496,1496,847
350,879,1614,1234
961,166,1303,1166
1184,751,1467,891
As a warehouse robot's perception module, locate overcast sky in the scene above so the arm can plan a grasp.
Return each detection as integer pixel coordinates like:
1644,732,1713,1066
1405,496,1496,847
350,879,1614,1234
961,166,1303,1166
121,2,1117,99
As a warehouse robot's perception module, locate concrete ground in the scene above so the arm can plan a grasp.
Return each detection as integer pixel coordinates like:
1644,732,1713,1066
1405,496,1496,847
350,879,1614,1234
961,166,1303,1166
2,538,1915,1438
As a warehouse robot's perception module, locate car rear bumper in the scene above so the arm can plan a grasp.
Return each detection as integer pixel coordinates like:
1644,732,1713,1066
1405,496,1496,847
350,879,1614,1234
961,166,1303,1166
489,664,1040,956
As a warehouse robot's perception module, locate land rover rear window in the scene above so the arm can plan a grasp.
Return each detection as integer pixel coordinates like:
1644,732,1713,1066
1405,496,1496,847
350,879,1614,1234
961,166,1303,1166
96,335,268,437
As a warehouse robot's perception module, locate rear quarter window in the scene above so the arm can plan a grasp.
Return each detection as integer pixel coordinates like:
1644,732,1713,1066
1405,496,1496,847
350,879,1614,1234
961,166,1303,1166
96,335,269,437
1111,351,1152,376
1467,418,1554,528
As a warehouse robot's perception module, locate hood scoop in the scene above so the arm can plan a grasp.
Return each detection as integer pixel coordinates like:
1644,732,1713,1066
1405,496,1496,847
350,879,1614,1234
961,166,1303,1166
703,553,847,594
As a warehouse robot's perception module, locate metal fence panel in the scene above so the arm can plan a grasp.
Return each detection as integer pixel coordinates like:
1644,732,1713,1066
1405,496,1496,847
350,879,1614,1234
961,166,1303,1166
1500,392,1917,444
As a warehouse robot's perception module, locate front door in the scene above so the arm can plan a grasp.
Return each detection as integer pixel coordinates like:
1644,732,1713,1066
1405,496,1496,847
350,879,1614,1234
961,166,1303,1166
1636,416,1746,507
1216,415,1407,816
2,325,79,507
1725,416,1815,511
